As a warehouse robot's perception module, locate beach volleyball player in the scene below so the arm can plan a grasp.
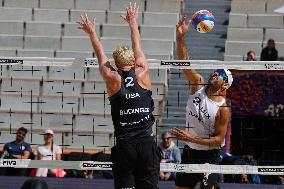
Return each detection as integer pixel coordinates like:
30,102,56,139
78,2,159,189
172,16,233,189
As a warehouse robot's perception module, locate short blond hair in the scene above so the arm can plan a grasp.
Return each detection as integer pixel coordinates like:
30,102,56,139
112,45,134,66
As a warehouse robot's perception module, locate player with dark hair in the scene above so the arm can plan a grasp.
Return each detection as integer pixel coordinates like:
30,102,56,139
172,16,232,189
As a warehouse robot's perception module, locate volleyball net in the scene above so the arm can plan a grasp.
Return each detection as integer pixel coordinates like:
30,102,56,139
0,159,284,175
0,57,284,176
1,57,284,70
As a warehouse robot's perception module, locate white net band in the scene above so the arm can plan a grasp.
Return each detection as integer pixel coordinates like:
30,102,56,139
1,57,284,70
0,159,283,175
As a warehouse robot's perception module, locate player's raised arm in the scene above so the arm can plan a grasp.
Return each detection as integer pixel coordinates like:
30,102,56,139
121,2,148,71
176,16,190,60
78,14,117,80
176,16,204,94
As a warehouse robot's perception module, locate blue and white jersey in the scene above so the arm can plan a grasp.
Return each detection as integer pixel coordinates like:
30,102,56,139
186,87,225,150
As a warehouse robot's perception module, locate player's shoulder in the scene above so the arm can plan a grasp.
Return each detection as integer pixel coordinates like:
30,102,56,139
4,141,12,148
5,141,16,146
22,141,31,146
219,101,231,117
104,71,120,83
22,142,31,149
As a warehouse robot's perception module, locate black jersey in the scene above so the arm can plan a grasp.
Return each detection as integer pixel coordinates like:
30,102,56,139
109,67,155,141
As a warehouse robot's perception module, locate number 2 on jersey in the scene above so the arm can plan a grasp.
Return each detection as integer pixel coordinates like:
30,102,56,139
125,77,134,87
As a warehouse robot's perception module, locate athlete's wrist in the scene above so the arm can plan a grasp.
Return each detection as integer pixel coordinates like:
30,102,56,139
129,19,138,27
188,135,200,144
88,31,98,40
177,34,186,41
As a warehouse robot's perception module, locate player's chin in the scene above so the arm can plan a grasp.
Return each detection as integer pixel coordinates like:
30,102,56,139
208,80,222,89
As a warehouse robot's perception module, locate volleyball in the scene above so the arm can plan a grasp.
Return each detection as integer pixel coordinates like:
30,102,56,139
191,10,215,33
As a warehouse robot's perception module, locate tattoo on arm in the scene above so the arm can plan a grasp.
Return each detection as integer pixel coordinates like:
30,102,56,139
104,61,116,71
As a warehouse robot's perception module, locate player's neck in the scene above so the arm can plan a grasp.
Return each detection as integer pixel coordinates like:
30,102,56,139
119,66,133,71
15,139,24,144
44,141,52,146
205,87,224,101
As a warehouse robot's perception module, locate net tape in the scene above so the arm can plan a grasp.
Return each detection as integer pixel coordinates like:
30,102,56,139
0,159,283,175
1,57,284,70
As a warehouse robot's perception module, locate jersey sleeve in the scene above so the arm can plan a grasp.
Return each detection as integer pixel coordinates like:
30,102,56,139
3,143,8,151
24,143,32,153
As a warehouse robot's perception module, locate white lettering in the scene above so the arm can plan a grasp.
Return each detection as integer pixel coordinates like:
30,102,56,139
120,122,127,127
120,108,150,116
125,77,134,87
119,115,152,127
125,93,141,99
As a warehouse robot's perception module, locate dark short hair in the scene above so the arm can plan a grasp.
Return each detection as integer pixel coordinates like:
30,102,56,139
18,127,28,134
267,39,275,44
21,178,49,189
247,50,255,56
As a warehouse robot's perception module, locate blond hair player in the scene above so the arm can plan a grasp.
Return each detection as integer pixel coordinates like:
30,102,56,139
78,2,159,189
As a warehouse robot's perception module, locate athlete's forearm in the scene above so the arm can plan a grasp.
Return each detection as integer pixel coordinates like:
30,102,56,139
13,153,30,159
176,38,204,89
129,21,144,59
176,36,199,80
176,35,189,60
188,135,223,148
12,154,22,159
88,32,108,67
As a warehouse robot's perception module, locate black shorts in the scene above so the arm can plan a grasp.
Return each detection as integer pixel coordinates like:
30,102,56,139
111,137,160,189
175,145,221,189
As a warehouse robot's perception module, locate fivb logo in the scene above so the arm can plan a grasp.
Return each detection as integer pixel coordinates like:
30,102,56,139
0,160,17,167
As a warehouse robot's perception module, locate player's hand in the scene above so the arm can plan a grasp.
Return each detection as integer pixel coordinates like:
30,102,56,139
171,127,195,142
77,13,96,35
1,151,10,159
121,2,139,26
176,16,190,38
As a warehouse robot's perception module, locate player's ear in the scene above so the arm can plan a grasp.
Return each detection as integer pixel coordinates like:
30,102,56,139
221,83,229,91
